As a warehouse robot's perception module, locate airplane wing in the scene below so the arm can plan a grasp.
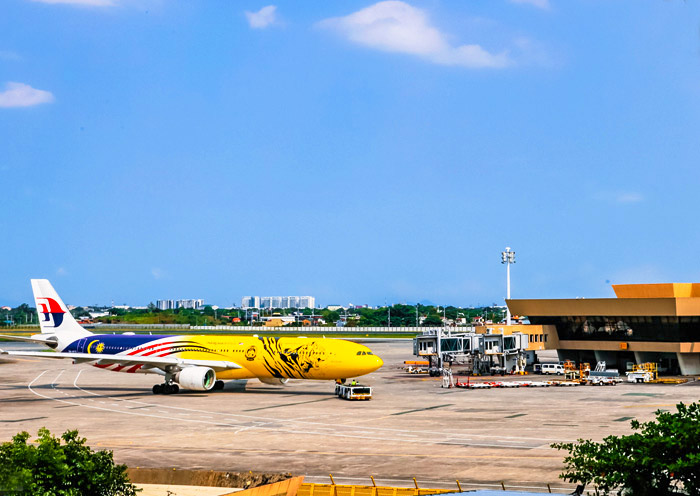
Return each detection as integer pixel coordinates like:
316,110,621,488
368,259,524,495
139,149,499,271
0,349,241,372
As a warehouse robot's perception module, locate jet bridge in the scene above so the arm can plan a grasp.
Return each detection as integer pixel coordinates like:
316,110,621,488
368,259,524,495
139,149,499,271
414,329,530,376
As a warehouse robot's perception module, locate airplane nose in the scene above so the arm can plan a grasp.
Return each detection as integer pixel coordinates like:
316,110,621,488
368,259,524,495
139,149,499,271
373,355,383,371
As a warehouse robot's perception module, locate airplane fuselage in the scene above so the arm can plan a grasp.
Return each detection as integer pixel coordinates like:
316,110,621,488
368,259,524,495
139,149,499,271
63,334,383,380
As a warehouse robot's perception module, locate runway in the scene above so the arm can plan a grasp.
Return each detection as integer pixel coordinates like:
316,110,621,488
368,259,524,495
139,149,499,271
2,340,698,493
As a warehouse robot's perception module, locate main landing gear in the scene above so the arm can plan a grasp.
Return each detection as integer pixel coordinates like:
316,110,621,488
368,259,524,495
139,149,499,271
152,383,179,395
152,380,225,394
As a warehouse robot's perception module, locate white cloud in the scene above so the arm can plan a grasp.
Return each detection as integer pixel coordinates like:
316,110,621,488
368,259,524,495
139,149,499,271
30,0,114,5
56,267,69,276
151,268,164,280
594,190,644,205
245,5,278,29
0,82,54,108
616,192,644,204
510,0,550,9
318,1,510,69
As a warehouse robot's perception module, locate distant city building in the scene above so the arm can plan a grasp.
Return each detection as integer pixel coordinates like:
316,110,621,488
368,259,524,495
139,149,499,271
241,295,315,309
156,299,204,311
241,296,260,309
177,299,204,310
157,300,174,311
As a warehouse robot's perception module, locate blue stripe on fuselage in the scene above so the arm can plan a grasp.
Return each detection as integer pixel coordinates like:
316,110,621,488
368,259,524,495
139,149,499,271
63,334,175,353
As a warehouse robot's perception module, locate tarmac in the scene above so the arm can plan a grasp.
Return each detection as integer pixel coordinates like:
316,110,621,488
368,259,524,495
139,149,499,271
1,339,699,494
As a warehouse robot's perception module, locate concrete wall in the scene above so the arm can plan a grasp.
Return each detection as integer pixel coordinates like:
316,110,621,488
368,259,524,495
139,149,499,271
677,353,700,375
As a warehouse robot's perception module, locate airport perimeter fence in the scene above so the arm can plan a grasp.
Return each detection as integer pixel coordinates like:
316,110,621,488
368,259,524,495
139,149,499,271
85,323,191,329
2,323,435,334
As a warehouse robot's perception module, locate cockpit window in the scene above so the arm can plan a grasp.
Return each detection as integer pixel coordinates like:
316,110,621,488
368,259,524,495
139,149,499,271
356,350,373,355
357,351,364,355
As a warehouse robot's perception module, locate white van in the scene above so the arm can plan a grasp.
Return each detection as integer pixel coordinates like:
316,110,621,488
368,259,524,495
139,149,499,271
541,363,564,375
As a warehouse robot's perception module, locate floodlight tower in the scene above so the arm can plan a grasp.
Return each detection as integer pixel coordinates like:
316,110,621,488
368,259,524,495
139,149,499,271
501,246,516,325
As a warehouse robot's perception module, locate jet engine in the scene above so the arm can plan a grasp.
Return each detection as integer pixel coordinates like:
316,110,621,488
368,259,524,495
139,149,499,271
174,367,216,391
259,377,289,386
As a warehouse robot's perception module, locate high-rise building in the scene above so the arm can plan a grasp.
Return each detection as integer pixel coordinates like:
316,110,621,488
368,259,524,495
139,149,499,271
176,299,204,310
242,296,315,309
156,299,175,311
156,299,204,310
241,296,261,309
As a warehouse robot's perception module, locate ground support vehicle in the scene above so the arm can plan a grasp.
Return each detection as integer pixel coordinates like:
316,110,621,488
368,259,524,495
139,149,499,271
626,363,657,383
541,363,564,375
335,383,372,400
587,363,622,385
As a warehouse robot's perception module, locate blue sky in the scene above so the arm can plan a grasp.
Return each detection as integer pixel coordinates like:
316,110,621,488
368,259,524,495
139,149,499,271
2,0,700,308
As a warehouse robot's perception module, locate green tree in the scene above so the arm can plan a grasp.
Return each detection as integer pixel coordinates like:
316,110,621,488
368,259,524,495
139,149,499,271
389,304,418,327
0,428,137,496
110,307,126,317
552,402,700,495
422,314,443,327
323,310,341,323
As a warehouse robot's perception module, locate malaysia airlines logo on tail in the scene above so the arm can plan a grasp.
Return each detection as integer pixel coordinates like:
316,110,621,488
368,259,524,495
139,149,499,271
37,297,66,327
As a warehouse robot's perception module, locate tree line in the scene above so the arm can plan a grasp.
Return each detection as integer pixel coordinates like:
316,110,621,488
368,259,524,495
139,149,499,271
1,303,508,327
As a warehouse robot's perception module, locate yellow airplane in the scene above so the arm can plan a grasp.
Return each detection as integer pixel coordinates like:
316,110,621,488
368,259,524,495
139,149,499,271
0,280,383,394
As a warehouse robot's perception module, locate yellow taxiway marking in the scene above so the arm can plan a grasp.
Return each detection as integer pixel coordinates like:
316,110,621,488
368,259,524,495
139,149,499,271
95,442,561,460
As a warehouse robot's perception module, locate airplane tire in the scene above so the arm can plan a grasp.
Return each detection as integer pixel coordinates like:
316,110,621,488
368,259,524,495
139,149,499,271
161,384,177,395
214,380,225,390
153,384,163,395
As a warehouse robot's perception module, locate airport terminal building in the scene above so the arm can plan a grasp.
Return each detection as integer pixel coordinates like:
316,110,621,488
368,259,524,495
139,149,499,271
507,283,700,375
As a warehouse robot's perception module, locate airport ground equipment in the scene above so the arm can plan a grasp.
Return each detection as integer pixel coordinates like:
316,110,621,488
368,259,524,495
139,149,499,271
413,328,530,377
563,361,588,382
626,362,658,383
403,360,429,374
560,360,621,385
455,379,554,389
404,366,428,374
587,361,622,385
335,383,372,400
624,362,688,384
441,369,455,388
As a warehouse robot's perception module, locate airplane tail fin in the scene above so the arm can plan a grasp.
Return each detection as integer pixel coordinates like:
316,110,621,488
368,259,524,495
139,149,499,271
31,279,92,344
